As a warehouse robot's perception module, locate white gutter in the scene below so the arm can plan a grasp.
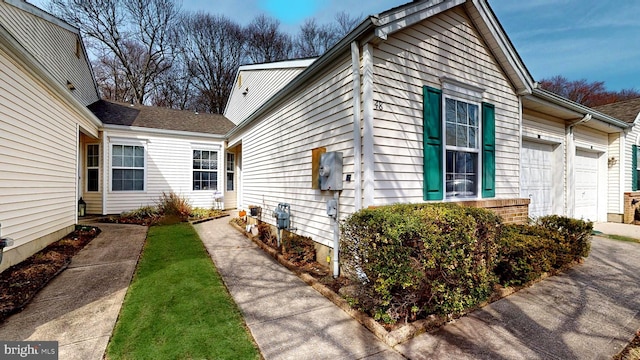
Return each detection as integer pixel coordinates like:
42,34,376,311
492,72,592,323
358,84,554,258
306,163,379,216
350,41,363,211
565,114,592,217
102,124,227,140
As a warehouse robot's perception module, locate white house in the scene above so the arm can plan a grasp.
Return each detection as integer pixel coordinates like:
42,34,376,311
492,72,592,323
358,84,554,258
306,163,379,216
1,0,636,272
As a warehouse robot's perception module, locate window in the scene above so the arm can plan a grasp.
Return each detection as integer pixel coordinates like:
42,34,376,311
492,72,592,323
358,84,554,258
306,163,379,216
423,85,495,201
445,98,479,198
193,150,218,190
87,144,99,192
112,144,144,191
226,153,235,191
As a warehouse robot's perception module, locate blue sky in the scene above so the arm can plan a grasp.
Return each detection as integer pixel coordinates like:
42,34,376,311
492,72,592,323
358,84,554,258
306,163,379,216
31,0,639,91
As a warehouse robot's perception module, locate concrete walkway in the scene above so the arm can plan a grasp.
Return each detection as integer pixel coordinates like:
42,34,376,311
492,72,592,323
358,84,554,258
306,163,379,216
0,223,147,360
194,217,406,360
197,218,640,360
594,221,640,240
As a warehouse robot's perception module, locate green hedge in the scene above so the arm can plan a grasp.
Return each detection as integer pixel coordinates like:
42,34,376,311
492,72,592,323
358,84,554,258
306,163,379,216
340,203,501,323
495,216,592,287
340,205,592,324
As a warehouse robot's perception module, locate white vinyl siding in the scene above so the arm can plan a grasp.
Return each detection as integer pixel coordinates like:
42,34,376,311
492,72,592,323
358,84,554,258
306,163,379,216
607,133,621,214
230,55,355,247
372,7,521,204
0,1,98,106
104,129,225,214
0,47,88,256
224,66,309,124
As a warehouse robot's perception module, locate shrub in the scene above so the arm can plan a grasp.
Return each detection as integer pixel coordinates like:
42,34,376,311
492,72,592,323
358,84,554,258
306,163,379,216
495,216,592,287
340,203,501,323
536,215,592,260
495,224,559,286
158,192,192,221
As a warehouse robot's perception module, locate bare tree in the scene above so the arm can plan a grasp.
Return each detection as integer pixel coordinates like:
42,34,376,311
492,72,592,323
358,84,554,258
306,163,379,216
49,0,180,104
334,11,362,38
539,75,640,107
178,12,245,113
244,14,293,64
293,18,339,58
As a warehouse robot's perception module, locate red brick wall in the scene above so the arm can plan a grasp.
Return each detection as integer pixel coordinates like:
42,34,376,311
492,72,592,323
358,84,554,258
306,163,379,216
457,198,531,224
623,192,640,224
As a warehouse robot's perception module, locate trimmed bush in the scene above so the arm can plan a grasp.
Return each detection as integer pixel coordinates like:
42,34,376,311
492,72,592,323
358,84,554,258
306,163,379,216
536,215,592,260
495,216,592,287
340,203,501,323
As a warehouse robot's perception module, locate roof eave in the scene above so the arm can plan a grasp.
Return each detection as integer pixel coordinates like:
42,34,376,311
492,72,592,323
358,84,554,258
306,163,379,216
225,16,378,139
0,23,103,131
103,123,228,139
530,88,630,129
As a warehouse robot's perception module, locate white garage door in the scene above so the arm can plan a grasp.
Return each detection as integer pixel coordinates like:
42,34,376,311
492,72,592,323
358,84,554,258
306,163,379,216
521,141,553,219
574,150,600,221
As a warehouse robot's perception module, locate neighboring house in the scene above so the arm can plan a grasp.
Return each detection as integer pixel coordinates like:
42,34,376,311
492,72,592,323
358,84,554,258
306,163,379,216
593,98,640,223
87,100,235,214
0,0,636,272
0,0,101,270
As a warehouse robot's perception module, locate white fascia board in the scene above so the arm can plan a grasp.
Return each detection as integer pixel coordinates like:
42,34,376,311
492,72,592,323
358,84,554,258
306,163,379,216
375,0,465,39
471,0,533,95
0,23,103,131
238,58,317,71
4,0,80,34
102,123,227,140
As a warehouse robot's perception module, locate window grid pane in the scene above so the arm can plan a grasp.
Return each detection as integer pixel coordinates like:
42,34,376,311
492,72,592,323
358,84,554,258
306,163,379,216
193,150,218,191
112,145,144,191
445,97,480,198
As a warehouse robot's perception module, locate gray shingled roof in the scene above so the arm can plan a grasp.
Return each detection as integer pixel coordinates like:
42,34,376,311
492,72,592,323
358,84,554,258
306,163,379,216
593,97,640,124
89,100,235,135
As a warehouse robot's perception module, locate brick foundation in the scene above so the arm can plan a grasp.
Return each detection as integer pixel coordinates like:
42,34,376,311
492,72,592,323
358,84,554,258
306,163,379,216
456,198,531,224
623,192,640,224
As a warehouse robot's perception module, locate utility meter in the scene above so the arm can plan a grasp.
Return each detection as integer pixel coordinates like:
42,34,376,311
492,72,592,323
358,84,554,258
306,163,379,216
319,152,343,191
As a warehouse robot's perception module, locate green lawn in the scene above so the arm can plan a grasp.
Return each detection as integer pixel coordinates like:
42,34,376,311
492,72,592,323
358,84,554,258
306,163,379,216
106,223,260,360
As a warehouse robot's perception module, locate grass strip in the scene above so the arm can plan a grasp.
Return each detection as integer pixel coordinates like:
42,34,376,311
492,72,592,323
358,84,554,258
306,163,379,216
106,223,260,360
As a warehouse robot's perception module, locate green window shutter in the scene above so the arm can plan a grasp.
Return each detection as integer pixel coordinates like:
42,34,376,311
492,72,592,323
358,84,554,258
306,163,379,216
423,86,443,200
633,145,638,191
482,102,495,198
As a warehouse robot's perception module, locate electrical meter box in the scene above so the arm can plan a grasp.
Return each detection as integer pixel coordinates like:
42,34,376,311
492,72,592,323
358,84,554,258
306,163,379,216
319,152,343,191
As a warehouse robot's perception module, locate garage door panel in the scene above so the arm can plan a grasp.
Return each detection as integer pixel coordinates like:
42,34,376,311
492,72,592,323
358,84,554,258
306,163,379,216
521,141,553,219
574,150,599,221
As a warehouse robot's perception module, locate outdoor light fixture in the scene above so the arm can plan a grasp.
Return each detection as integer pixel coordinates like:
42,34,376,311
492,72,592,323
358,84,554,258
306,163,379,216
66,80,76,90
78,197,86,217
0,223,14,265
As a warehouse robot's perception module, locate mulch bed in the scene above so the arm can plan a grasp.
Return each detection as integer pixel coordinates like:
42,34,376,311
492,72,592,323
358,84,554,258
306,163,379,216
0,226,101,322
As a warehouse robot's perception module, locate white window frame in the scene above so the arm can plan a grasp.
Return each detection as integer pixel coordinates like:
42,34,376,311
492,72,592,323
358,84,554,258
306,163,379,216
226,152,235,192
441,78,485,200
86,144,100,192
193,149,219,191
110,142,146,192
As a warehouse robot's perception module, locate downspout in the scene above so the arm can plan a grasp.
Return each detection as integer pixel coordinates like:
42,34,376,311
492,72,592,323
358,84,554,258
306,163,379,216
351,41,363,211
565,114,592,217
362,43,375,207
102,131,108,215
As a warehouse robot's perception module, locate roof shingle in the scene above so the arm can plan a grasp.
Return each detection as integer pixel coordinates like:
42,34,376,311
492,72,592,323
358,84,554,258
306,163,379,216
89,100,235,135
593,97,640,124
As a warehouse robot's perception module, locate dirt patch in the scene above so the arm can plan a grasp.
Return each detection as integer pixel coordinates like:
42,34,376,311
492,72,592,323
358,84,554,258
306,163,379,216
0,226,101,322
614,329,640,360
